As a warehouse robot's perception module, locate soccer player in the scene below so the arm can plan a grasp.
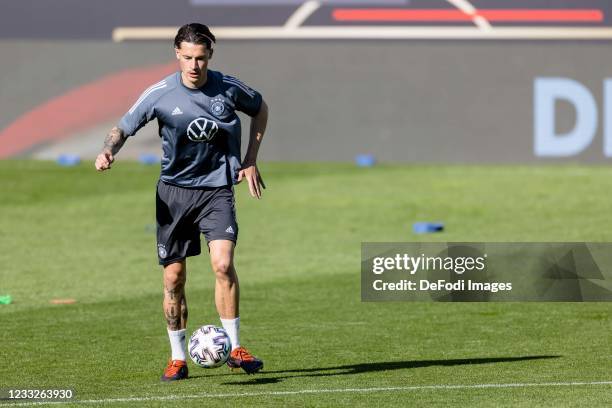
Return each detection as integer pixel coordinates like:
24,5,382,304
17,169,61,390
95,23,268,381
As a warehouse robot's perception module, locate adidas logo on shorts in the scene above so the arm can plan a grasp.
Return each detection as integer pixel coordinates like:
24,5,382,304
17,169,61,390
225,226,234,234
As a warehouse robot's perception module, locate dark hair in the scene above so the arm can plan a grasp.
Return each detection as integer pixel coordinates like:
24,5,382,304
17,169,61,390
174,23,216,49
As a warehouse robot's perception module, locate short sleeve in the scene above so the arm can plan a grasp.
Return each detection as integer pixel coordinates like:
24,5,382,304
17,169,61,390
119,80,167,136
222,75,263,117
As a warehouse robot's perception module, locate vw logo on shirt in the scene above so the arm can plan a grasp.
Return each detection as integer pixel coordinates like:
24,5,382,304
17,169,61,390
187,117,219,142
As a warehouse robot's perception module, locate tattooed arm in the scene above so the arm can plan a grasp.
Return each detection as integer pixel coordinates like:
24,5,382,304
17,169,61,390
95,127,127,171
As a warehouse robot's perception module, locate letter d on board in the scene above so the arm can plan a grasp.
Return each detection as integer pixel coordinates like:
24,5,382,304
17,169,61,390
534,78,597,157
604,80,612,157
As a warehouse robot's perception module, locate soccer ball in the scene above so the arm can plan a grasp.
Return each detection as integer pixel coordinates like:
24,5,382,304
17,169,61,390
188,325,232,368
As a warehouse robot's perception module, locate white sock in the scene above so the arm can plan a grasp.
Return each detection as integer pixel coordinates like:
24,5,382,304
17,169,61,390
167,329,186,361
220,317,240,350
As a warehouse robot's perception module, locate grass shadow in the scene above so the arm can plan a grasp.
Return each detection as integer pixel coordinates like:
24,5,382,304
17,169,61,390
222,355,560,385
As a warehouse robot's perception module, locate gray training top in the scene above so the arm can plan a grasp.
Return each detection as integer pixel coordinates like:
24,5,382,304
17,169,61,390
119,70,262,188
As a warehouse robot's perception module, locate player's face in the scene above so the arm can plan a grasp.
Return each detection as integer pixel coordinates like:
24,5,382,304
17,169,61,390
175,42,211,88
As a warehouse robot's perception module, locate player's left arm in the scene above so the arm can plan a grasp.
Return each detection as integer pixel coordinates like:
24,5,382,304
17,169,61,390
238,99,268,199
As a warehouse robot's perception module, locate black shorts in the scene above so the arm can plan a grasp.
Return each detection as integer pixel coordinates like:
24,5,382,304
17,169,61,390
156,180,238,265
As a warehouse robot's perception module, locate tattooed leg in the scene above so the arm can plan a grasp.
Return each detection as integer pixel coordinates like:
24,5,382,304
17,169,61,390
163,261,187,331
180,296,188,325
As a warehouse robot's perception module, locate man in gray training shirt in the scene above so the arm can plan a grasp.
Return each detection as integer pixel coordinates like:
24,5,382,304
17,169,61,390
95,23,268,381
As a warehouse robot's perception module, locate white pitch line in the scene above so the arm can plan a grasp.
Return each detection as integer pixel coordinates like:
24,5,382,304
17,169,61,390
1,381,611,407
113,26,612,41
284,0,321,29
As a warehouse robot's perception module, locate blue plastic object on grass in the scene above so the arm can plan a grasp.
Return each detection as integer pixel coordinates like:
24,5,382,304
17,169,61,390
355,154,376,167
56,154,81,166
139,153,160,165
413,222,444,234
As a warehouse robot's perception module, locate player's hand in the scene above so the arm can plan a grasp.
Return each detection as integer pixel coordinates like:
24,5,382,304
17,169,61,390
95,151,114,171
237,164,266,199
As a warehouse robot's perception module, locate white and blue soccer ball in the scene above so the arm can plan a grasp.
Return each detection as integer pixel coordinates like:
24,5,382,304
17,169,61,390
188,325,231,368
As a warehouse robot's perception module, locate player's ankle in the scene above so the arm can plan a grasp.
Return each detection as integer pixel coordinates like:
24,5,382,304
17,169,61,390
167,328,187,361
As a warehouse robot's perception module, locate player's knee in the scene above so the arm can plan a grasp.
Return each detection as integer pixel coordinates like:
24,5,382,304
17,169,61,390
211,257,232,278
164,272,184,289
163,263,186,287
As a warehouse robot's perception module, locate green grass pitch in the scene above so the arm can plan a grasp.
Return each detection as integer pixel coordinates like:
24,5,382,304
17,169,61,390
0,160,610,407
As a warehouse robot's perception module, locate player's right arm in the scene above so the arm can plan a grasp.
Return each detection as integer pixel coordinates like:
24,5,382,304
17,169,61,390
94,78,165,172
95,127,127,171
